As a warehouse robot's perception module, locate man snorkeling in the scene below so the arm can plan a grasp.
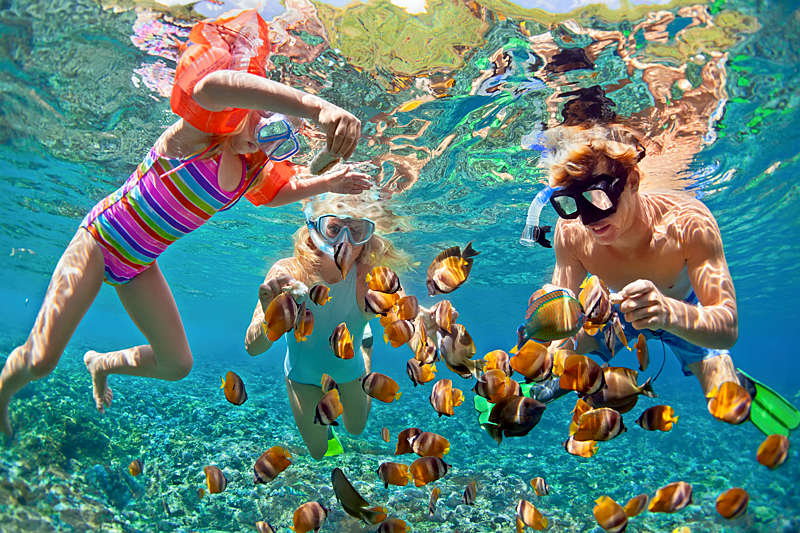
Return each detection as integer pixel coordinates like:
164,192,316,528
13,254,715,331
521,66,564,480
513,123,798,436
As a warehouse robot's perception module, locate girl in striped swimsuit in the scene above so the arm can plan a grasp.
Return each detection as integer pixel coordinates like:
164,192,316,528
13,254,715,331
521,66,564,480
0,14,371,436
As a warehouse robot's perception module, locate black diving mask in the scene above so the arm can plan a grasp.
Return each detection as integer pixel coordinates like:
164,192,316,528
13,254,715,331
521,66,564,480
549,172,628,226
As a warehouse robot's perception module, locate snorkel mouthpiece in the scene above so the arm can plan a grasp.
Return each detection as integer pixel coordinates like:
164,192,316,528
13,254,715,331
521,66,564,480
520,185,559,248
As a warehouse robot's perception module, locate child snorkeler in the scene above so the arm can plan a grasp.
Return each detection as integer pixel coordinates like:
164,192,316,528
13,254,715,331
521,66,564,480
244,193,409,459
0,10,372,437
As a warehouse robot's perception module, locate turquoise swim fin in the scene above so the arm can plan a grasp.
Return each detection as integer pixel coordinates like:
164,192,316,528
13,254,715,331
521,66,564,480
738,368,800,437
324,427,344,457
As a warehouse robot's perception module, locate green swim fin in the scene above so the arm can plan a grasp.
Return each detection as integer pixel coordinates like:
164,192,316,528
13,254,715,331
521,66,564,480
473,382,536,427
738,368,800,437
324,427,344,457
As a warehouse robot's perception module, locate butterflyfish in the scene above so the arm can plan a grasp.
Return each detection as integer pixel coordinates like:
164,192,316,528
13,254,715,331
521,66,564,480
409,318,437,366
756,434,789,469
487,396,546,444
394,427,422,455
409,456,449,487
483,349,512,376
365,289,400,315
428,487,441,516
572,407,626,442
463,480,477,505
128,459,142,477
552,348,574,377
516,499,548,530
264,292,299,341
381,427,391,442
220,371,248,405
432,299,455,333
563,436,598,458
438,324,480,379
426,242,479,295
429,379,463,417
406,358,437,386
636,405,678,431
569,398,594,435
648,481,692,513
253,446,292,484
333,241,357,279
293,302,314,342
395,296,419,321
560,354,604,395
521,288,583,342
473,368,513,403
383,319,415,348
329,322,355,359
635,334,648,371
593,495,628,533
586,366,655,413
623,494,648,517
377,518,408,533
331,467,388,524
510,340,553,383
716,487,749,519
408,431,450,458
320,373,338,394
314,388,343,426
255,521,276,533
579,275,612,332
309,284,331,306
203,465,227,494
707,381,751,424
377,462,412,488
361,372,402,403
365,266,401,293
291,501,328,533
530,477,550,496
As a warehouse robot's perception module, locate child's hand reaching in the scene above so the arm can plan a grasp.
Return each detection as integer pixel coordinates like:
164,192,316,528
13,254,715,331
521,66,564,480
323,165,374,195
259,273,295,311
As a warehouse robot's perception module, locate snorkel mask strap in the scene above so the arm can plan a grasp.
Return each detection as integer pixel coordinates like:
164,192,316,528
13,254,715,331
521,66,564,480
520,185,559,248
304,202,334,256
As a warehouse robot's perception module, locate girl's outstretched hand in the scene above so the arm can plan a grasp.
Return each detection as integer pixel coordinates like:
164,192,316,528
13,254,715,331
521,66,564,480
259,273,295,311
316,103,361,160
324,166,373,195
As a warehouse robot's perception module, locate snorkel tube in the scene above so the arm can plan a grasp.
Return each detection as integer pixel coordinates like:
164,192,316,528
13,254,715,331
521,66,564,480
304,202,334,257
520,185,560,248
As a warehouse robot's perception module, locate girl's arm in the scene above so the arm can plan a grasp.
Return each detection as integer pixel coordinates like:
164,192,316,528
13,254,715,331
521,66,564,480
245,259,300,356
264,166,373,207
193,71,361,159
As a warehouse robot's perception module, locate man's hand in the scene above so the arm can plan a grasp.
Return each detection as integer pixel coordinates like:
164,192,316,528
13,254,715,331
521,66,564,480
617,279,672,331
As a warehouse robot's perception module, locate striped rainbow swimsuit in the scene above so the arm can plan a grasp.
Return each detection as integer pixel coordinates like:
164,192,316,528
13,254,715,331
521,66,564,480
81,147,251,285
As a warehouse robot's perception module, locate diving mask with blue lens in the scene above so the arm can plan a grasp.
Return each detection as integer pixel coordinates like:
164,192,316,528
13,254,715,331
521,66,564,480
520,185,560,248
304,203,376,256
255,112,300,161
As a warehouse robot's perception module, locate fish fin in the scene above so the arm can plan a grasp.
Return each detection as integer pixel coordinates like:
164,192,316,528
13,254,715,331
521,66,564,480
395,392,402,400
510,344,518,354
384,333,390,344
583,323,601,336
433,246,462,263
640,376,656,398
330,420,339,426
461,241,480,258
431,363,437,372
219,376,225,389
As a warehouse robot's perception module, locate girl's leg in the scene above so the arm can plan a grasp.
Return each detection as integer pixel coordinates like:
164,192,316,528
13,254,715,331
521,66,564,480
0,230,105,436
340,376,371,436
285,377,328,460
83,261,192,413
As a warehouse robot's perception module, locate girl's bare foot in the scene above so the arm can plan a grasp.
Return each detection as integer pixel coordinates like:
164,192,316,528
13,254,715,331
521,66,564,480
84,351,113,413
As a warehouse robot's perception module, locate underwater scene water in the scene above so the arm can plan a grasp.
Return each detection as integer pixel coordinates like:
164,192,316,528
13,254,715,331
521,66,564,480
1,0,800,531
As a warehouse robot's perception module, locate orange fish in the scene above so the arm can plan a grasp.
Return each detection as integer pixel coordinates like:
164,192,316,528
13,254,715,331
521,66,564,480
203,465,227,494
569,398,594,435
406,359,437,386
603,313,629,358
293,302,314,342
429,487,441,516
593,495,627,533
365,289,400,315
716,487,749,519
381,427,391,443
264,292,298,341
560,354,604,395
361,372,402,403
255,521,276,533
377,518,408,533
707,381,751,424
254,446,292,484
756,434,789,469
395,295,419,321
330,322,355,359
377,462,412,488
510,340,553,383
438,323,480,378
473,368,513,403
483,349,512,376
552,348,574,377
530,477,549,496
220,371,248,405
320,373,338,394
409,317,437,366
128,459,142,476
579,275,612,332
395,427,422,455
573,407,626,441
432,299,455,333
636,334,649,371
333,241,357,279
291,501,328,533
586,367,655,413
331,467,387,524
408,431,450,458
383,319,415,348
365,266,401,293
429,379,464,417
309,284,331,306
426,242,479,295
649,481,692,513
563,436,598,458
623,494,648,517
463,480,477,505
314,388,343,426
516,499,548,530
487,396,547,444
409,456,449,487
636,405,678,431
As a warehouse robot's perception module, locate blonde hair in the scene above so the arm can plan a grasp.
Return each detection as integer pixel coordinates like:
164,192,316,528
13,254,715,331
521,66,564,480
292,193,411,283
541,124,645,188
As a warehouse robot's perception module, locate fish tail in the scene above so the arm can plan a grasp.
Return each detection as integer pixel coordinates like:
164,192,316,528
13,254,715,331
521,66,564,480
384,333,390,344
219,376,225,389
641,376,656,398
462,241,480,258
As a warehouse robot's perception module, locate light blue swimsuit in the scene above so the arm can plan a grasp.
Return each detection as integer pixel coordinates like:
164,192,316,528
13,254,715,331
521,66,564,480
284,268,371,385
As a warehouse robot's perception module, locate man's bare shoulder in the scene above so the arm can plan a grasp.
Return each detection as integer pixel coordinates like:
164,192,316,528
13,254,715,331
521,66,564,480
646,192,721,247
554,217,587,249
